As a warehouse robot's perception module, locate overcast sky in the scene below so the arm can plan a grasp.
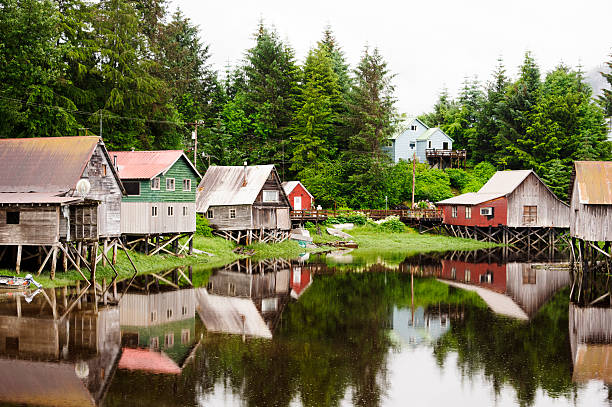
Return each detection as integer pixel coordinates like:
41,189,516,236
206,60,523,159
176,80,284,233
171,0,612,115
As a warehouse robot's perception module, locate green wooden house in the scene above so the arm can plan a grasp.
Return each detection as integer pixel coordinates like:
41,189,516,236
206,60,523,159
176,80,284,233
110,150,201,253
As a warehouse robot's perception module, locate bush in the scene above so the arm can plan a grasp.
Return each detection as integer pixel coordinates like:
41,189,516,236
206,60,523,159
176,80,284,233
196,214,213,236
379,216,406,233
304,221,315,229
325,211,367,225
446,168,471,190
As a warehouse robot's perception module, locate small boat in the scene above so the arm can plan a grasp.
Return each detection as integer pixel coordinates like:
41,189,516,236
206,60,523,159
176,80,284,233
0,274,42,289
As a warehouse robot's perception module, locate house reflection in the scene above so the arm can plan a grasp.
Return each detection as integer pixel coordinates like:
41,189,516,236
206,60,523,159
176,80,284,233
438,259,570,320
0,285,120,407
391,305,463,347
200,258,297,338
117,275,200,375
569,304,612,384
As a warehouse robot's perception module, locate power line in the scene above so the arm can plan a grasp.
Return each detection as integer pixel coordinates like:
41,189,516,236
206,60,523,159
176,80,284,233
0,94,189,126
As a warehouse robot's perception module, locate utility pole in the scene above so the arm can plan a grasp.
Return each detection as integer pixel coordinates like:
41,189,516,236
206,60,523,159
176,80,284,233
189,121,202,168
411,152,417,209
99,114,102,138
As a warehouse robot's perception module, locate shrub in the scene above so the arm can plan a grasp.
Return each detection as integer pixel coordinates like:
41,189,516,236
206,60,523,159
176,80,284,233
325,211,367,225
196,214,213,236
379,216,406,233
304,221,315,229
446,168,471,190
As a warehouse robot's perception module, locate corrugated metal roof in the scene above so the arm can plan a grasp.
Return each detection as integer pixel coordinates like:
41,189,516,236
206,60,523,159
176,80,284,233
572,161,612,205
282,181,313,198
0,137,100,193
109,150,201,180
196,165,278,212
478,170,533,195
118,348,181,374
0,193,82,204
437,192,505,206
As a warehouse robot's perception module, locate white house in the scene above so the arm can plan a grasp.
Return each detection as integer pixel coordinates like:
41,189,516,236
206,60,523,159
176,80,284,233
384,117,454,164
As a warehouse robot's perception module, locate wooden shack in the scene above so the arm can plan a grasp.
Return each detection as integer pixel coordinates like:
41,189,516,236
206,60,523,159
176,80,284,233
0,136,125,277
196,164,291,244
110,150,201,255
437,170,570,248
282,181,314,210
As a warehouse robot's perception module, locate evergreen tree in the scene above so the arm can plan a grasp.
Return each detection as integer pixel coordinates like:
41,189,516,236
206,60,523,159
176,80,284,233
597,53,612,117
343,47,396,208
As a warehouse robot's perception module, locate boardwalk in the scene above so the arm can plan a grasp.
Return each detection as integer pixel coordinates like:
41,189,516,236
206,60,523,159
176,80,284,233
290,208,443,224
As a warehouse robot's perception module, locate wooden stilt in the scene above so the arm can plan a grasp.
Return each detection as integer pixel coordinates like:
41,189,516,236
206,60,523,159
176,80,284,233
89,244,97,284
76,242,82,269
15,245,22,274
112,240,118,265
145,236,149,255
102,239,108,267
188,234,193,255
50,245,57,280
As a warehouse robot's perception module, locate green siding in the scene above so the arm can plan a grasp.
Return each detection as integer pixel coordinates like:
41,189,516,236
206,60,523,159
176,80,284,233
122,156,200,203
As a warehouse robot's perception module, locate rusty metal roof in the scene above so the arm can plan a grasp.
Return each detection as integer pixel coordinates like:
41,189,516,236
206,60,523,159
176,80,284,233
571,161,612,205
196,165,287,212
0,136,104,194
0,193,83,204
109,150,201,180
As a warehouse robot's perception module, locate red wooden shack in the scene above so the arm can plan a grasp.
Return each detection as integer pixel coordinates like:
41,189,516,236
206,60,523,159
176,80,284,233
437,170,569,228
282,181,314,211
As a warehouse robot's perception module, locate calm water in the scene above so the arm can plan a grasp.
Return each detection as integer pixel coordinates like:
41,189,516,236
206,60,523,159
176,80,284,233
0,248,610,407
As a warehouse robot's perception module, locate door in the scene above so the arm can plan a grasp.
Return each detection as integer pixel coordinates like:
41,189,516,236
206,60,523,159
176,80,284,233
442,142,449,150
294,196,302,210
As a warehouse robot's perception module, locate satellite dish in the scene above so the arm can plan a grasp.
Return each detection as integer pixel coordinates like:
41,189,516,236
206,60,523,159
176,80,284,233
75,361,89,379
76,179,91,197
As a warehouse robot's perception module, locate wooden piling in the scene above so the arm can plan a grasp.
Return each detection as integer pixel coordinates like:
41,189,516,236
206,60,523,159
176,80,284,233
89,244,97,283
76,242,82,269
50,245,57,280
112,240,118,265
102,239,108,267
15,245,22,274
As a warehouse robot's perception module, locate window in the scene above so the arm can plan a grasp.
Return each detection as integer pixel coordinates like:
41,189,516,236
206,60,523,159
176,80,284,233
409,142,416,148
411,125,417,131
151,177,160,190
451,206,458,218
181,329,190,345
428,140,432,149
228,282,236,295
151,206,158,217
183,179,191,191
464,269,471,282
150,311,157,322
263,190,279,202
465,206,471,219
523,206,537,224
182,306,188,316
150,337,159,350
262,298,278,312
522,268,537,284
164,333,174,347
167,206,174,217
123,181,140,196
166,309,173,319
229,208,236,219
166,178,175,191
207,209,214,219
6,211,19,224
293,268,302,284
102,164,107,176
451,267,456,280
182,206,188,216
443,142,449,150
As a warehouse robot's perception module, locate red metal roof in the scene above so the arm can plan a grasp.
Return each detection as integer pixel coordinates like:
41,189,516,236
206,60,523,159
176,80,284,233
118,348,181,375
0,193,83,204
0,136,100,193
109,150,200,180
572,161,612,205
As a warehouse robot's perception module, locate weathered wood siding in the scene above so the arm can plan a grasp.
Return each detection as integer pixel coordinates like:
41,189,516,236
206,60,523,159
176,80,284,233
207,204,252,231
119,289,197,327
122,156,199,203
207,269,290,299
0,316,59,357
506,173,570,228
570,181,612,241
121,202,196,235
0,206,59,245
251,169,291,230
81,145,123,237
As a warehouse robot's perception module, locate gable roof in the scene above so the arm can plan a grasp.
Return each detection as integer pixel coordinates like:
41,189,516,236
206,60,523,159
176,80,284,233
416,127,454,142
570,161,612,205
0,136,108,194
196,165,287,212
437,192,505,206
110,150,201,180
388,117,429,140
282,181,313,198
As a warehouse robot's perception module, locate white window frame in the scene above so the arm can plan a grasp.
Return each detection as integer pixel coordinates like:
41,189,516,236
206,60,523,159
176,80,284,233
150,336,159,349
164,332,174,347
207,209,214,219
181,329,190,345
262,190,279,202
182,206,188,216
451,206,458,218
151,205,158,217
167,205,174,217
167,308,173,319
151,177,160,190
465,206,471,219
183,178,191,191
166,178,175,191
229,208,236,219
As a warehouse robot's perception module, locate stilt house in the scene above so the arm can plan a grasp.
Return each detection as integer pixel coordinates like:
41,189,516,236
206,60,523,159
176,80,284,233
196,164,291,244
282,181,314,210
0,137,124,275
569,161,612,243
437,170,569,246
110,150,201,255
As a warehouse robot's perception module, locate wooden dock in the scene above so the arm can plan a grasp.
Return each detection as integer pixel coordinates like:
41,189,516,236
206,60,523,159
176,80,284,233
290,208,443,223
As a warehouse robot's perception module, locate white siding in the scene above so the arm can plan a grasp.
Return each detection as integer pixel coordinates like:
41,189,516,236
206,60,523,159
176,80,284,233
121,202,196,235
392,120,428,163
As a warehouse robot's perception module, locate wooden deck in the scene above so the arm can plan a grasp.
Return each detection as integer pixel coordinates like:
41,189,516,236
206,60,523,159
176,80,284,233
290,209,443,223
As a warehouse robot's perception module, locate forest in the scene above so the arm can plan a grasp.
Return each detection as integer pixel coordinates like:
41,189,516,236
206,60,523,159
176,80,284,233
1,0,611,208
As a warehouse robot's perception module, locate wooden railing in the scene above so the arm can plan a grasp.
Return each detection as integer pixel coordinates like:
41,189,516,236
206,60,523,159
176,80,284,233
290,208,443,221
425,149,467,159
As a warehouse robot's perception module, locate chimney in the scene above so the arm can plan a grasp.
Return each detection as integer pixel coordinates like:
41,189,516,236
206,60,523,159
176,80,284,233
242,161,248,187
113,155,117,169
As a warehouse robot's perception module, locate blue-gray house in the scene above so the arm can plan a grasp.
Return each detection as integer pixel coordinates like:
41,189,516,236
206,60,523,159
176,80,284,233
384,117,460,168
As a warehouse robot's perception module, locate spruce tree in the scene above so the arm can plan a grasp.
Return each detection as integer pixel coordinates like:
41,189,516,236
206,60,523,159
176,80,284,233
598,53,612,117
